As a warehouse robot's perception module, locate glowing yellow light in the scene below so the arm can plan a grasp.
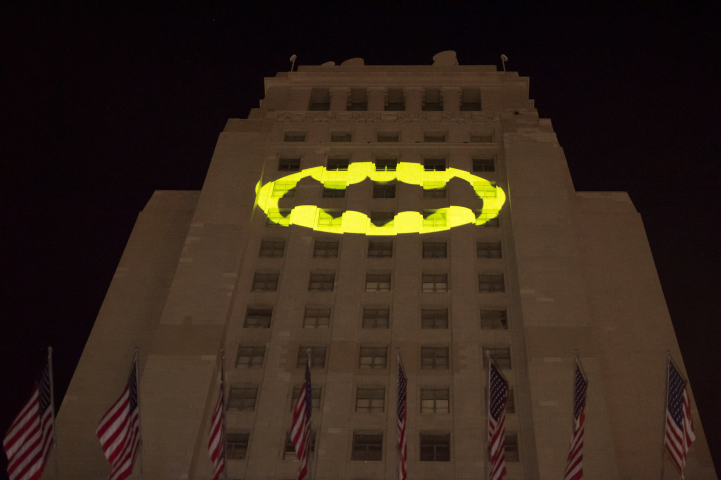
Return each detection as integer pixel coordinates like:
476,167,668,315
256,162,505,235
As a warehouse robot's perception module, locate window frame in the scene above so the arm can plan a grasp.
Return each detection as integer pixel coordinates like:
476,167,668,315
359,346,388,370
422,273,448,293
473,158,496,172
259,239,285,258
251,272,279,292
421,308,449,329
297,346,327,369
419,433,451,462
421,346,450,369
377,131,400,142
374,158,398,172
235,345,266,368
308,88,330,111
365,273,392,293
327,158,350,171
478,274,505,293
480,309,508,330
351,433,383,461
278,157,301,172
244,307,272,328
373,183,397,199
362,307,390,329
368,240,393,258
477,241,502,259
308,272,335,292
355,387,386,413
422,242,447,259
421,388,450,414
303,307,331,329
283,131,307,142
482,347,512,369
313,240,339,258
227,385,258,412
226,432,250,460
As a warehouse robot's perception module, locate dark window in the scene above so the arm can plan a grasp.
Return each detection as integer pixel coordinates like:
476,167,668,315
420,434,450,461
475,211,500,227
317,210,344,229
423,242,447,258
421,309,448,329
421,388,450,413
359,347,388,369
423,185,446,198
331,132,352,142
298,347,327,368
481,310,508,330
236,345,266,368
460,88,481,111
386,89,405,111
252,272,279,291
423,89,442,111
422,274,448,293
471,134,493,143
322,187,346,198
284,431,316,459
473,158,495,172
505,434,519,462
477,242,502,259
356,387,385,412
308,273,335,292
365,273,391,293
267,208,292,226
482,347,512,369
259,239,285,258
362,307,390,329
368,240,393,258
424,158,446,171
423,210,447,228
292,386,322,412
370,212,395,228
309,88,330,111
327,158,349,171
278,158,301,172
245,307,272,328
226,433,249,460
351,433,383,461
373,184,396,198
424,132,446,142
421,347,449,369
348,88,368,111
303,307,331,329
272,181,295,199
375,158,397,172
284,131,306,142
377,132,399,142
314,241,339,258
479,274,505,293
228,386,258,411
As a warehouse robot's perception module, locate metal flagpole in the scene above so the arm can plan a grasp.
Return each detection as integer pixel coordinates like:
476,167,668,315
484,351,491,480
572,350,579,435
48,346,60,480
221,348,228,479
134,348,145,480
660,351,670,480
396,350,400,480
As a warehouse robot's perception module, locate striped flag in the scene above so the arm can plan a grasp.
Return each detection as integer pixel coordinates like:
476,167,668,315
291,350,312,480
208,366,226,480
96,354,141,480
487,361,509,480
396,353,407,480
563,357,588,480
3,359,55,480
665,357,695,479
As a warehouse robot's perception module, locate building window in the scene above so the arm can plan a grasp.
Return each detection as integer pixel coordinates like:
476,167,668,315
482,347,512,369
423,210,447,228
278,158,301,172
423,184,446,198
421,309,448,329
375,158,397,172
421,347,449,369
245,307,272,328
423,242,447,258
475,211,500,227
477,242,502,259
370,212,395,228
473,158,495,172
474,182,498,199
284,131,306,142
303,307,331,329
259,239,285,258
424,158,446,171
348,88,368,111
423,89,442,111
505,434,519,462
386,89,405,111
365,273,391,293
226,433,249,460
228,386,258,411
327,158,349,171
298,347,327,368
322,187,346,198
423,132,446,143
377,131,399,142
359,347,388,369
479,274,505,292
471,134,493,143
267,208,292,226
314,241,339,258
252,272,279,292
368,240,393,258
235,345,266,368
309,88,330,111
331,131,352,142
351,433,383,461
420,434,450,461
271,181,296,199
292,386,322,412
422,274,448,293
460,88,481,111
373,183,396,198
356,387,385,412
362,307,390,329
317,210,344,228
481,310,508,330
284,431,316,459
421,388,450,413
308,273,335,292
485,386,515,414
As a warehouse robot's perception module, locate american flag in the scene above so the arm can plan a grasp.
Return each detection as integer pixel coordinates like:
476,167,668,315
96,355,141,480
563,358,588,480
3,359,55,480
665,358,696,479
396,353,407,480
487,361,509,480
291,350,312,480
208,367,226,480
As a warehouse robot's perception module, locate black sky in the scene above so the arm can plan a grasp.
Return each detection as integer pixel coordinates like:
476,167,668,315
1,2,720,476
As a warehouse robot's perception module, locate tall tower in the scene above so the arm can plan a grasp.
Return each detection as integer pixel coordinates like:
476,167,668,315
52,58,716,479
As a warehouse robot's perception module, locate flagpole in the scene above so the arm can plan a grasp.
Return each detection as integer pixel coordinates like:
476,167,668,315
572,350,579,435
396,350,400,480
134,347,145,480
484,351,491,480
660,351,670,480
48,346,60,480
306,349,319,480
221,348,228,480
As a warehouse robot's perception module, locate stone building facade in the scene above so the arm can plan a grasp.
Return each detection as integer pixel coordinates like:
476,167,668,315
50,61,716,479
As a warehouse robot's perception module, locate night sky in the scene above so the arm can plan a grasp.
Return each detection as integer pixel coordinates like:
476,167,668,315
1,2,719,476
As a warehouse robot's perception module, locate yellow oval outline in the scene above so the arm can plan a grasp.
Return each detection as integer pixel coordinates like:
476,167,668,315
255,162,505,235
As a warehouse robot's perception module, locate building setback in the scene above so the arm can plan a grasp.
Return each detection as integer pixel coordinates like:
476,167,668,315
51,58,716,479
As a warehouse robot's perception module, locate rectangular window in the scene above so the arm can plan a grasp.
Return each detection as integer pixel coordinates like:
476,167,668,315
327,158,349,171
421,309,448,329
386,89,405,111
314,241,339,258
485,386,515,414
362,307,390,329
475,211,500,227
423,89,442,111
421,347,449,369
252,272,279,291
245,307,272,328
473,158,496,172
423,184,446,198
423,132,446,142
331,131,352,142
423,210,447,228
479,274,505,293
266,208,292,226
474,182,498,199
377,131,400,142
356,387,385,413
309,88,330,111
365,273,391,293
422,274,448,293
284,431,316,459
505,434,519,462
421,388,450,413
259,239,285,258
482,347,512,369
373,184,396,198
480,310,508,330
424,158,446,171
284,131,306,142
423,242,447,259
228,386,258,411
348,88,368,111
226,433,249,460
351,433,383,461
477,242,502,259
322,187,346,198
308,273,335,292
359,346,388,369
471,134,493,143
317,210,343,228
375,158,397,172
235,345,266,368
278,158,301,172
368,240,393,258
298,346,327,368
303,307,331,329
272,181,295,198
420,434,450,461
370,212,395,228
461,88,481,111
292,386,322,412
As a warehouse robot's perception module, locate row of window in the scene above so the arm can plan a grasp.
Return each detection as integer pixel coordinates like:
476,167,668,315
282,130,493,143
307,87,483,112
278,157,495,172
274,182,496,200
267,210,500,230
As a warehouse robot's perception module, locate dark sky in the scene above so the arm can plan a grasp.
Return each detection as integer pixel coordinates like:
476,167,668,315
1,2,719,476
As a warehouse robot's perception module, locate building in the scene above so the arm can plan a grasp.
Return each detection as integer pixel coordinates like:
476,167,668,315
51,55,716,479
